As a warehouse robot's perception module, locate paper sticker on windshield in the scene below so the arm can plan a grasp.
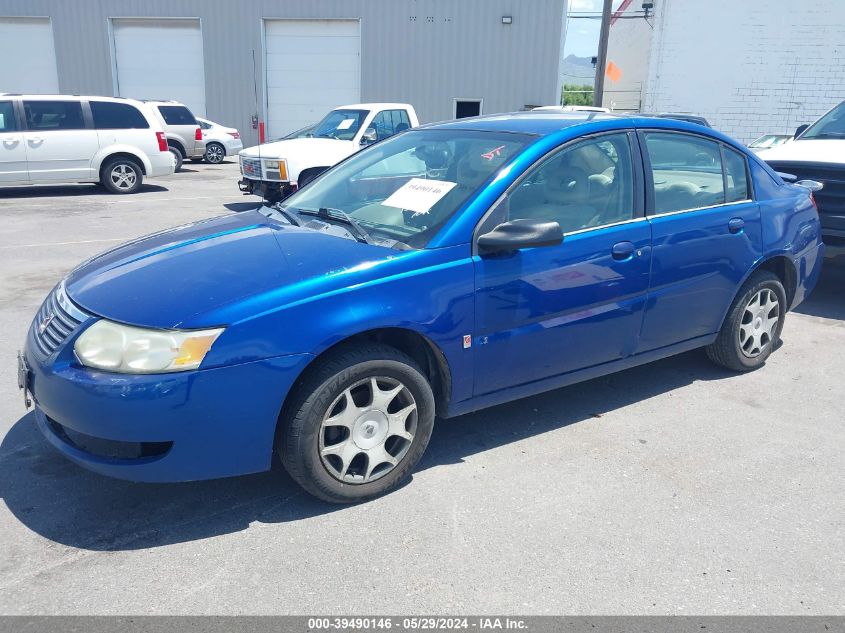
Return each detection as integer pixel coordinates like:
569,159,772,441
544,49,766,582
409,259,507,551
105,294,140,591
382,178,457,215
336,118,356,130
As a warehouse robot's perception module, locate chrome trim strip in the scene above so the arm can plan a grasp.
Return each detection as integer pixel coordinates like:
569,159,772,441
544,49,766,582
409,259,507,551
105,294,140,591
56,282,89,322
647,199,753,219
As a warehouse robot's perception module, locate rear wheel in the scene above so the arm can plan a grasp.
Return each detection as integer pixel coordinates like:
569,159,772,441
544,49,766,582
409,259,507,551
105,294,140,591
168,146,184,172
205,142,225,164
280,343,436,503
706,270,786,371
100,158,143,194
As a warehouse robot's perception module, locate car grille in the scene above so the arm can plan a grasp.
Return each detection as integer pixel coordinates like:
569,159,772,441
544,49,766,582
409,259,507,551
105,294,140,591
240,156,262,179
766,161,845,234
30,284,89,357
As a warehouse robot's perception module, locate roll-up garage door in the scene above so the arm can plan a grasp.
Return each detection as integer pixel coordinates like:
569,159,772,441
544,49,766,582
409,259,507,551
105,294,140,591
111,18,206,116
0,18,59,93
264,19,360,138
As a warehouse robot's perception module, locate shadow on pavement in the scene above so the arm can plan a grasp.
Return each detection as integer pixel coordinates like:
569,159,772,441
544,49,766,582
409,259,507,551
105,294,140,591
0,349,732,552
224,201,263,213
0,184,168,199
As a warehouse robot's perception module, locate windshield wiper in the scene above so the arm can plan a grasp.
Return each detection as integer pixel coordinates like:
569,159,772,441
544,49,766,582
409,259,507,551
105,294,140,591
271,204,303,227
298,207,374,244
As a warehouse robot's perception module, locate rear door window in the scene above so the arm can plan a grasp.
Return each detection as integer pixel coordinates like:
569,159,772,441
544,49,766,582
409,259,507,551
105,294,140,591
91,101,149,129
722,146,751,202
0,101,17,132
24,100,86,131
158,105,197,126
644,132,726,214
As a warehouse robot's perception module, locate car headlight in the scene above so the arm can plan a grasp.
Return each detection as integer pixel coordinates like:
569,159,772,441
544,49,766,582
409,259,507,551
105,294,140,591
74,320,224,374
265,160,280,169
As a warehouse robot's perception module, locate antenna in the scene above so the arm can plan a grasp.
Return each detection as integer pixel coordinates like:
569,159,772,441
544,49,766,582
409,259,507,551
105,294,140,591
252,49,261,165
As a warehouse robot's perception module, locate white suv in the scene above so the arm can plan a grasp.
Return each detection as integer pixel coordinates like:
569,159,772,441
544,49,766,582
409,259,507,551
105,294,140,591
144,100,205,172
0,94,175,194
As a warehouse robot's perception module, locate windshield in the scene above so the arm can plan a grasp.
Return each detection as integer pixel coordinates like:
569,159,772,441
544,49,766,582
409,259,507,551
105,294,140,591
313,109,369,141
749,135,789,148
801,101,845,139
281,129,531,249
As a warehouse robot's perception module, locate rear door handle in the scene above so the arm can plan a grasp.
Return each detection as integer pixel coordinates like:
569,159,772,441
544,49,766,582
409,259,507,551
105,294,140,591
611,240,636,260
28,137,44,145
2,137,20,147
728,218,745,234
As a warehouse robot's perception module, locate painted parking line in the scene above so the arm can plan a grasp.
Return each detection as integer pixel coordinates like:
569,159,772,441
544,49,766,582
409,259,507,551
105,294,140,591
0,238,131,249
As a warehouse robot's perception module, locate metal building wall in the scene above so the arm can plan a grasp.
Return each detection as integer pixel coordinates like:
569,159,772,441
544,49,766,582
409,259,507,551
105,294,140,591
0,0,566,146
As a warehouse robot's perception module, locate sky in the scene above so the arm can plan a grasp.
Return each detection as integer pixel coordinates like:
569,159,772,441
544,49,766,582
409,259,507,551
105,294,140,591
563,0,626,58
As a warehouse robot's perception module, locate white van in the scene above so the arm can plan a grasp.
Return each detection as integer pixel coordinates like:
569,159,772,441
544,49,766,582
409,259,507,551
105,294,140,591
0,94,175,194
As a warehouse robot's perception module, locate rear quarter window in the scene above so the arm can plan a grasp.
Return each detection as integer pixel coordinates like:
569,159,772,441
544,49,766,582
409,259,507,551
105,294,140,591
158,105,197,126
91,101,150,129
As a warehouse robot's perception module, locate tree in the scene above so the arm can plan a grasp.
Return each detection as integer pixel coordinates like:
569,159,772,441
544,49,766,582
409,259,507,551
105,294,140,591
561,84,594,106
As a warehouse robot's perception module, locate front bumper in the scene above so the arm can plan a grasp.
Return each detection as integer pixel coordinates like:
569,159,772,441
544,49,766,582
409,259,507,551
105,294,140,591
23,331,313,482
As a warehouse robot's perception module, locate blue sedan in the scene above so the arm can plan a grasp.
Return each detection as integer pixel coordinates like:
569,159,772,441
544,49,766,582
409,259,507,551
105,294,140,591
19,112,824,503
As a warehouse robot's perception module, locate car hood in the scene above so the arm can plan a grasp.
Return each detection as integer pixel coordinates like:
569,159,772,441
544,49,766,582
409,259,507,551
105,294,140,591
757,139,845,165
64,210,397,329
240,137,354,160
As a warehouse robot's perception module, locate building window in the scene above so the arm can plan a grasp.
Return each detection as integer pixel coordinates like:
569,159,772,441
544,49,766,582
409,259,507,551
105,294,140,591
454,99,482,119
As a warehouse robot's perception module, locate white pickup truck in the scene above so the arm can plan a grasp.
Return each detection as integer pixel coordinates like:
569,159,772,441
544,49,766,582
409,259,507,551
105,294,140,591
238,103,420,203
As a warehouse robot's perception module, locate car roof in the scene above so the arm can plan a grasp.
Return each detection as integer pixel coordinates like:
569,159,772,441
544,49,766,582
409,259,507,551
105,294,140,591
421,111,632,135
334,103,413,110
419,111,750,151
0,94,147,106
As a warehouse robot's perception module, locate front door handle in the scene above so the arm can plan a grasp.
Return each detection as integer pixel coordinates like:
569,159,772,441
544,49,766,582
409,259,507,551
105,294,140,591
28,137,44,146
728,218,745,234
2,137,20,148
611,240,636,261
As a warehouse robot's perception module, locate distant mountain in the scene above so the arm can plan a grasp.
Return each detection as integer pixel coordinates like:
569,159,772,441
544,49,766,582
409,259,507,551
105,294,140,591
561,54,595,86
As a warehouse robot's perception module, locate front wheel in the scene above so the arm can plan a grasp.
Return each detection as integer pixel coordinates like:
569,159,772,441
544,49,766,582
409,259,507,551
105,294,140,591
204,142,225,164
706,270,787,371
280,343,436,503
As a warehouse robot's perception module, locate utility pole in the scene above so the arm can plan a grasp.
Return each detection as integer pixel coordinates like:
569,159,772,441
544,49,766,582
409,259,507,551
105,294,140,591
593,0,613,107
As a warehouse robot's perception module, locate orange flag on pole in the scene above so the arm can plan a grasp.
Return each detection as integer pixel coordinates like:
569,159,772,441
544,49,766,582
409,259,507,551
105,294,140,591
606,60,622,83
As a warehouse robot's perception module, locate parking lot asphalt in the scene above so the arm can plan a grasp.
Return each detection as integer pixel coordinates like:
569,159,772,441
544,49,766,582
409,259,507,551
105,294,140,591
0,162,842,615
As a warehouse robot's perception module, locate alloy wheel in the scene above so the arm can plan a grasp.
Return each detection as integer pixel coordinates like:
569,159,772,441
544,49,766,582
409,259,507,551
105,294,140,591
110,164,137,190
206,144,224,163
738,288,780,358
318,376,417,484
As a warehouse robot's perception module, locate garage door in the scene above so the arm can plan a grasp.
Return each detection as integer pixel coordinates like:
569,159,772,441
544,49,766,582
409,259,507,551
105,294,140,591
0,18,59,93
111,18,206,116
264,19,360,138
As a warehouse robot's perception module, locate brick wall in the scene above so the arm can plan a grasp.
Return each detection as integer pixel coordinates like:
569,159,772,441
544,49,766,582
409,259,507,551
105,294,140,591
643,0,845,143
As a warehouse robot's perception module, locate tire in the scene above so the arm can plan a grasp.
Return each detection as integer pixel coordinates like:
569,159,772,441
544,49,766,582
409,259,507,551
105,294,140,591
100,157,143,194
706,270,787,372
168,146,184,172
280,343,436,504
205,142,225,164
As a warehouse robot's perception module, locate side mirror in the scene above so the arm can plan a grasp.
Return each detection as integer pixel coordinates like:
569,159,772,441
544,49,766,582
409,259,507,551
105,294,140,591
794,124,809,138
477,219,563,255
360,127,378,145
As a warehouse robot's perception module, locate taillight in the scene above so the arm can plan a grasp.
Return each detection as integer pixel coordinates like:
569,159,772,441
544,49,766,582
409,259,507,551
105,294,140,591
228,132,240,139
195,127,202,141
156,132,168,152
